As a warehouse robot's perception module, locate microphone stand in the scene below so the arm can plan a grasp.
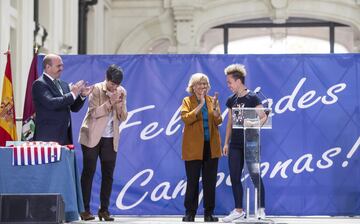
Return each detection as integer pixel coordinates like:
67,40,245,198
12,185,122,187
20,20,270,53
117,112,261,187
254,89,271,116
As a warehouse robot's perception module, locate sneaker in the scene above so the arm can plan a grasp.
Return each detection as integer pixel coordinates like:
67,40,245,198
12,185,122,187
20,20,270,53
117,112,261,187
257,208,266,220
222,209,246,223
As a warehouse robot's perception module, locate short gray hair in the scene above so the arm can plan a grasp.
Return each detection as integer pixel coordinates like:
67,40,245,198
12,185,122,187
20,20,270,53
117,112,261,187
186,73,211,95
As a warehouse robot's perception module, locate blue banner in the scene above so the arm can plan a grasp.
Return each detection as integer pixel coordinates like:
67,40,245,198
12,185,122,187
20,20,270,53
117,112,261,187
38,54,360,216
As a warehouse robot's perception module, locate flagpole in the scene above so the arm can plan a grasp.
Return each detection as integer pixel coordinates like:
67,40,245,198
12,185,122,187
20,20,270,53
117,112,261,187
4,43,10,55
34,43,39,55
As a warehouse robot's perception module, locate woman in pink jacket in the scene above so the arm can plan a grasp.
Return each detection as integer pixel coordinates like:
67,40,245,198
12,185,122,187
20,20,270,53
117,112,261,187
78,65,128,221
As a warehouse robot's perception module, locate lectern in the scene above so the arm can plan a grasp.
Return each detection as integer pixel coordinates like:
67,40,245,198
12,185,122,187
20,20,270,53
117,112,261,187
232,107,273,224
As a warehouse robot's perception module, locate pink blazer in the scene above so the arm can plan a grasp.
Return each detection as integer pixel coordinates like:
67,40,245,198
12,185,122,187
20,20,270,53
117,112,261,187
78,81,128,151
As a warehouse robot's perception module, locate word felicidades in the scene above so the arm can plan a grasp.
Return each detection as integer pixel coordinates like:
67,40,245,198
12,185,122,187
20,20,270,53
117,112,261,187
119,77,346,140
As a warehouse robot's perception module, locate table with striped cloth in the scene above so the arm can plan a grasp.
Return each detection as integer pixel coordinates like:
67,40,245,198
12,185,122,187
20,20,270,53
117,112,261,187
0,146,84,222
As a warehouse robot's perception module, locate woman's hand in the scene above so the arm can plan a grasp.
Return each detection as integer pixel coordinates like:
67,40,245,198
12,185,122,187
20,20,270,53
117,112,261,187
212,92,220,117
243,119,260,128
199,92,205,106
223,144,229,156
108,91,122,105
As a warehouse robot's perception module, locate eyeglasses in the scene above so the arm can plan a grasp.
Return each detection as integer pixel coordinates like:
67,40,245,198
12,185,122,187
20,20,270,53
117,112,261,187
196,82,208,86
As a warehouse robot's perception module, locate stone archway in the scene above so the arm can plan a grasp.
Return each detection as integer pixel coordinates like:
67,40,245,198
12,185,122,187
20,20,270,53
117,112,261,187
115,0,360,54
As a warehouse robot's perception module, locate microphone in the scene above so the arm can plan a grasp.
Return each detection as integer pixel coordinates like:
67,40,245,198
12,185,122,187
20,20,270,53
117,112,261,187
253,88,270,116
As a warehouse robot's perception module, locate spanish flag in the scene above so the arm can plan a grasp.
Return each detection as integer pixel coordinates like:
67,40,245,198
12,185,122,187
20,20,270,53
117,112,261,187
0,51,17,146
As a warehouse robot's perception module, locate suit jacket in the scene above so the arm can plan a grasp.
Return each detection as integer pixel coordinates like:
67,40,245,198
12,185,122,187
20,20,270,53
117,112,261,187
78,81,128,152
32,74,85,145
181,94,222,161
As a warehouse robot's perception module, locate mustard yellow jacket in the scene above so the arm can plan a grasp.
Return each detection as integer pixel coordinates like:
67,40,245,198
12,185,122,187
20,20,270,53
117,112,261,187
181,95,222,161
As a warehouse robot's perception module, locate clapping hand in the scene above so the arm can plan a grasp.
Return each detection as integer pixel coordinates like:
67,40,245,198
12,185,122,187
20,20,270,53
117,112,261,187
199,90,206,106
70,80,85,96
80,82,94,97
213,92,220,117
109,90,124,106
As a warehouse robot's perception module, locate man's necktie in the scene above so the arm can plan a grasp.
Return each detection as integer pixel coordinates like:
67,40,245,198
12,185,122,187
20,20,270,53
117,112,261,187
54,79,63,95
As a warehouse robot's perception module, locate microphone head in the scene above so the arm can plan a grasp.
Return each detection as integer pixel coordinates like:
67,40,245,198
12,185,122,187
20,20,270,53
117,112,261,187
264,107,270,115
253,88,260,94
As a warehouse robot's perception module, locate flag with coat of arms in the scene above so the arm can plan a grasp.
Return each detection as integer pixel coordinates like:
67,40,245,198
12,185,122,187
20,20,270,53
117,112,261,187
0,51,17,146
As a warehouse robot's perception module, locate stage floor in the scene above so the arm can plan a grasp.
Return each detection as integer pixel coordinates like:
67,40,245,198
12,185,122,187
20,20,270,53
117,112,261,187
72,216,360,224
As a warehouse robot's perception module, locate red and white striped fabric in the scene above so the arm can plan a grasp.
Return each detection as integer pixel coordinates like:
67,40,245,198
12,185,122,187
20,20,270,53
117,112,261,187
12,144,62,166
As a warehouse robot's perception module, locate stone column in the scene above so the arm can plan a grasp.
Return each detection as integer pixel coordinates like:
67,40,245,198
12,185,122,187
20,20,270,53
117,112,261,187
270,0,288,24
87,1,105,54
15,0,34,125
353,38,360,53
0,0,10,92
171,0,197,53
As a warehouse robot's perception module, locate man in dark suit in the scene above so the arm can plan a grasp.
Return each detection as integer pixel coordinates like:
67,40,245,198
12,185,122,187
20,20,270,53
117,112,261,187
32,54,93,145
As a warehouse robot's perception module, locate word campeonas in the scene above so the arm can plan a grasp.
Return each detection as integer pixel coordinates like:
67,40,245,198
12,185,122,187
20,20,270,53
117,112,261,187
119,77,346,140
116,136,359,210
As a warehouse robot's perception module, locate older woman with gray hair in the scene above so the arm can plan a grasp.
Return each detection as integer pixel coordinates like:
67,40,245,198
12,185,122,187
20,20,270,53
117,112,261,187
180,73,222,222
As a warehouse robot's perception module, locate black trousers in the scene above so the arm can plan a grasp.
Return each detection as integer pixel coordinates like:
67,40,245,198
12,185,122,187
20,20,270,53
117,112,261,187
228,144,265,209
81,137,117,212
184,141,219,216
